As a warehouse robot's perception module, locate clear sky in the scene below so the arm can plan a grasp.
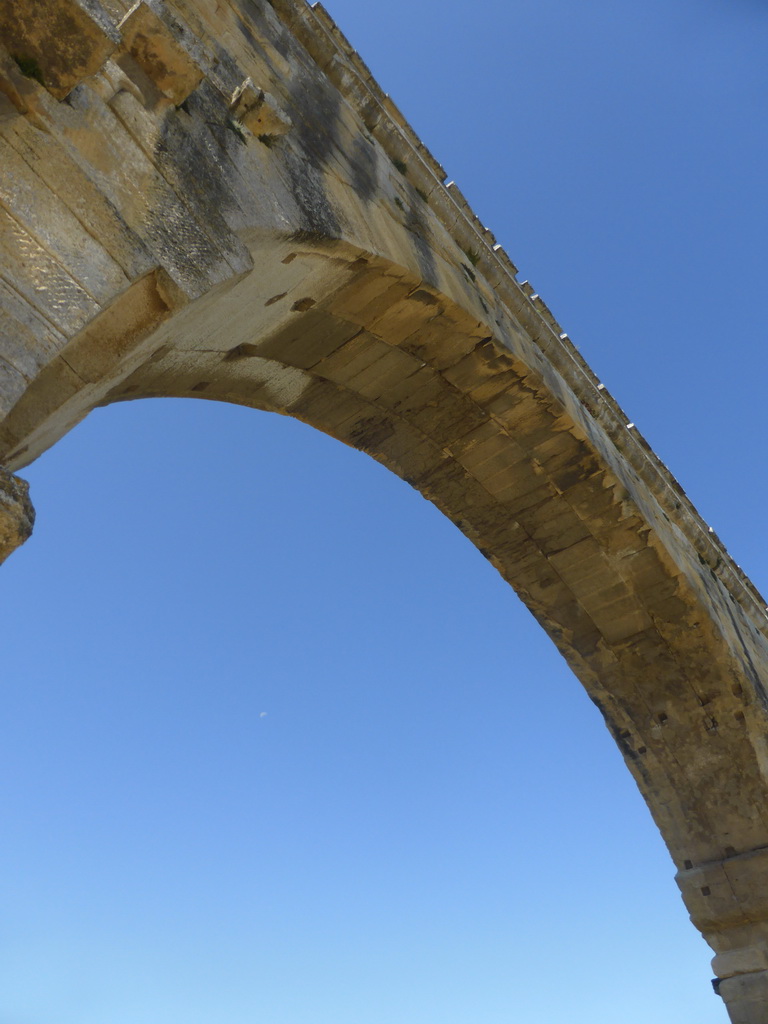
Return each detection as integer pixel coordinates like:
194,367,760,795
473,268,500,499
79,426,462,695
3,1,767,1021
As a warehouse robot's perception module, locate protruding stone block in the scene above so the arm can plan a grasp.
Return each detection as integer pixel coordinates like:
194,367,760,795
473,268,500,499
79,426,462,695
0,0,119,99
230,78,292,138
0,467,34,565
118,0,203,105
713,947,768,979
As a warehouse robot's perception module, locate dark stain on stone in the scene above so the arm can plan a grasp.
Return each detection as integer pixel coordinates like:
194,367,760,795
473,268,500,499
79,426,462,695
142,85,254,291
404,205,438,289
348,416,396,452
283,148,341,238
265,292,287,306
162,84,245,226
348,134,378,203
234,0,282,62
269,20,293,60
285,67,343,167
236,13,259,50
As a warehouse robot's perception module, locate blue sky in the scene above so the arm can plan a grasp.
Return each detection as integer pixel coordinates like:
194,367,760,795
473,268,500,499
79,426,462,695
3,1,768,1021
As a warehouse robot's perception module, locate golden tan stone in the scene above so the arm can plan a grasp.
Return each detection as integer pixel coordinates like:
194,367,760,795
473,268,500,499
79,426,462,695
0,0,119,99
0,465,33,565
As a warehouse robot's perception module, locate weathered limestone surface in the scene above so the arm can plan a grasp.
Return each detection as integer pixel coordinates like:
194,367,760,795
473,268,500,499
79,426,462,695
1,1,767,1018
0,465,34,565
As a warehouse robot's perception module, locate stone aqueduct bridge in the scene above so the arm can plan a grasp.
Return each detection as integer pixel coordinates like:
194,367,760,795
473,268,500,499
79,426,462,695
0,0,767,1018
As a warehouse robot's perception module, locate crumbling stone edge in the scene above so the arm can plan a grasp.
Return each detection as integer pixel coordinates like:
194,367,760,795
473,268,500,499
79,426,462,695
0,466,34,565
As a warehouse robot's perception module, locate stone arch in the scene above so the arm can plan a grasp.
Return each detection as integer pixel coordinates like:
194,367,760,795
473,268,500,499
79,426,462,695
1,0,768,1016
2,227,768,1021
4,229,768,984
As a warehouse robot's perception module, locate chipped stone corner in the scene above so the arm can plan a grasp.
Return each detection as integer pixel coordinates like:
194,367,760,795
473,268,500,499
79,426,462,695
0,467,35,566
230,78,292,139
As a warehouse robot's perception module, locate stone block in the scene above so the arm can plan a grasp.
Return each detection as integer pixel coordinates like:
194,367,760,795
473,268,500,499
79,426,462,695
230,77,292,138
677,847,768,932
0,0,119,99
718,970,768,1024
713,947,768,979
119,0,203,105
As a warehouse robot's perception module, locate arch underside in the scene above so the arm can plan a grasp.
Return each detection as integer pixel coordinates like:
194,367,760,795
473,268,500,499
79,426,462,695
2,0,768,1016
4,229,768,887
